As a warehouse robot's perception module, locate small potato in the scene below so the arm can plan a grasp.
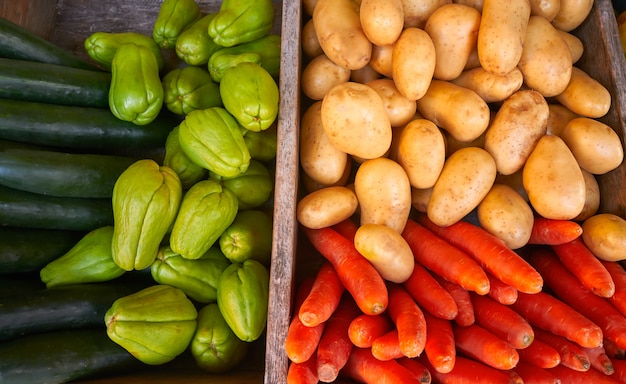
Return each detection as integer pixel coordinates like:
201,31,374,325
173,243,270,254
396,119,446,189
558,30,584,63
321,82,392,159
529,0,560,21
582,213,626,262
484,89,549,175
411,187,433,213
359,0,404,46
303,0,318,17
560,117,624,175
301,54,352,100
555,67,611,119
401,0,453,28
366,78,417,128
495,169,528,201
355,157,412,233
301,160,353,194
416,79,490,143
573,169,600,221
551,0,594,32
477,183,534,249
354,223,415,283
546,103,578,136
522,135,586,220
451,66,524,103
427,147,497,227
351,64,382,84
302,19,323,58
369,44,394,78
392,28,436,101
297,186,359,229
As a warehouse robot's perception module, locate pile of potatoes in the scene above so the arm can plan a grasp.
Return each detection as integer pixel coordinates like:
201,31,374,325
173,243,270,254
296,0,626,262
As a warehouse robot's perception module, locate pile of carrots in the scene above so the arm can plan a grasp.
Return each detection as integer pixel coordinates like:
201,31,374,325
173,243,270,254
285,213,626,383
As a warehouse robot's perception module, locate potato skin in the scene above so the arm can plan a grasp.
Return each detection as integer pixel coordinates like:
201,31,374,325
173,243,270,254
297,186,359,229
582,213,626,262
551,0,594,32
396,118,446,189
366,78,417,128
301,54,351,101
392,28,436,101
451,67,523,103
555,67,611,119
359,0,404,46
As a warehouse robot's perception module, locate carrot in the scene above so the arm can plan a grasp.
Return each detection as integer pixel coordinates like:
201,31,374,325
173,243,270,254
402,218,490,295
582,345,615,376
348,313,394,348
552,237,615,298
341,347,428,384
510,290,603,349
486,271,518,305
528,216,583,245
416,213,543,294
332,217,359,241
435,275,475,327
397,357,432,383
611,359,626,384
302,226,388,315
423,310,456,374
403,260,458,320
533,327,590,372
517,336,561,369
548,364,622,384
453,322,519,370
471,293,534,349
287,355,319,384
370,329,404,361
386,284,427,358
299,261,345,327
285,277,325,363
419,354,518,384
511,360,560,384
601,260,626,317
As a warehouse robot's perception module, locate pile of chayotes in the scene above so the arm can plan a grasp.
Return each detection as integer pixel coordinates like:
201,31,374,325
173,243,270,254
0,0,279,382
289,0,626,383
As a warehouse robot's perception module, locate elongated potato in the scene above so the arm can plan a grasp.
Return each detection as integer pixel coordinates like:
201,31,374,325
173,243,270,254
301,54,351,101
396,118,446,189
297,186,358,229
401,0,453,28
360,0,404,46
555,67,611,119
451,66,523,103
551,0,594,32
392,27,436,101
582,213,626,262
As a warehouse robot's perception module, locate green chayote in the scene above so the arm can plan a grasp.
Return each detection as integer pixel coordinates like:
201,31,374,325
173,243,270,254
208,0,275,47
210,159,274,210
243,123,277,162
175,12,222,66
84,31,165,71
162,66,222,116
207,34,280,82
219,210,272,265
163,125,207,189
153,0,201,49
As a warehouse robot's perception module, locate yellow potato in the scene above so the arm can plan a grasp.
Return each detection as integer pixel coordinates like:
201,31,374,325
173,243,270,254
518,15,572,97
416,79,490,143
321,81,392,159
560,117,624,175
484,89,549,175
582,213,626,262
546,103,578,136
392,27,436,101
558,30,584,63
411,187,433,213
522,135,586,220
359,0,404,46
396,118,446,189
477,183,534,249
401,0,453,28
301,54,352,101
477,0,531,75
369,44,394,79
355,157,412,233
313,0,372,70
464,45,481,70
451,66,524,103
425,3,481,81
551,0,594,32
366,78,417,128
529,0,560,21
351,64,383,84
428,147,497,227
297,186,359,229
573,169,600,221
302,19,323,58
303,0,318,17
555,67,612,119
354,223,415,283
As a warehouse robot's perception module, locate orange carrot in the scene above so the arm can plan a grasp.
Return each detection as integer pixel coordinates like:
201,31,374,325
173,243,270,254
512,360,560,384
341,347,428,384
416,213,543,294
533,327,590,372
302,226,388,315
435,275,475,327
453,322,519,370
348,313,393,348
299,261,345,327
517,337,561,369
548,364,622,383
386,284,427,358
486,271,518,305
285,277,325,363
332,217,359,241
423,310,456,374
582,345,615,376
528,217,583,245
471,293,534,349
402,218,490,295
611,358,626,383
287,355,319,384
601,260,626,317
403,260,458,320
419,354,518,384
552,237,615,298
397,357,432,383
370,328,404,361
510,290,603,349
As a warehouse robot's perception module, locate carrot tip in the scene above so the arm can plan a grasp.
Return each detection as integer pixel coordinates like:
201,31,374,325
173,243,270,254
299,313,319,327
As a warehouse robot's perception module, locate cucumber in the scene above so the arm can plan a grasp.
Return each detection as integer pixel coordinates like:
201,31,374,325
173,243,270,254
0,16,100,71
0,57,111,107
0,147,136,198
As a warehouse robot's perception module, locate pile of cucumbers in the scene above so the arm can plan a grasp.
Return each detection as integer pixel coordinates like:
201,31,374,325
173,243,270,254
0,0,280,382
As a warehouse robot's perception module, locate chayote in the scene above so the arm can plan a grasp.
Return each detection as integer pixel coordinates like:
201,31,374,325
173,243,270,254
219,210,272,265
39,225,125,288
169,179,238,260
153,0,201,49
220,62,279,132
243,122,277,162
175,12,222,66
109,43,163,126
191,303,249,373
111,159,182,271
162,66,222,116
217,259,269,342
84,31,165,72
208,0,275,47
150,245,231,303
207,34,281,82
178,107,251,178
104,284,198,365
210,159,274,210
163,125,207,189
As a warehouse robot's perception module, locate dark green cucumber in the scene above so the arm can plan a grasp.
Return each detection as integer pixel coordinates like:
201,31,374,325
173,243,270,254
0,147,136,198
0,57,111,107
0,16,100,71
0,184,113,231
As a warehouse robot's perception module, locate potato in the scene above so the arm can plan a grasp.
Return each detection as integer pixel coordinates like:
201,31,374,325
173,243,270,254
573,169,600,221
425,4,481,81
411,187,433,213
560,117,624,175
582,213,626,262
303,0,318,17
416,79,490,143
313,0,372,70
428,147,497,227
484,89,549,175
451,66,524,103
546,103,578,136
529,0,560,21
396,118,446,189
301,160,353,194
354,223,415,283
551,0,594,32
518,16,572,98
366,78,417,128
401,0,453,28
355,157,412,233
359,0,404,46
522,135,586,220
477,183,534,249
495,169,528,201
321,81,392,159
369,44,394,79
444,129,487,157
300,101,350,186
477,0,531,75
555,67,611,119
302,19,323,58
392,28,436,100
301,54,352,100
351,64,383,84
297,186,359,229
558,30,584,63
